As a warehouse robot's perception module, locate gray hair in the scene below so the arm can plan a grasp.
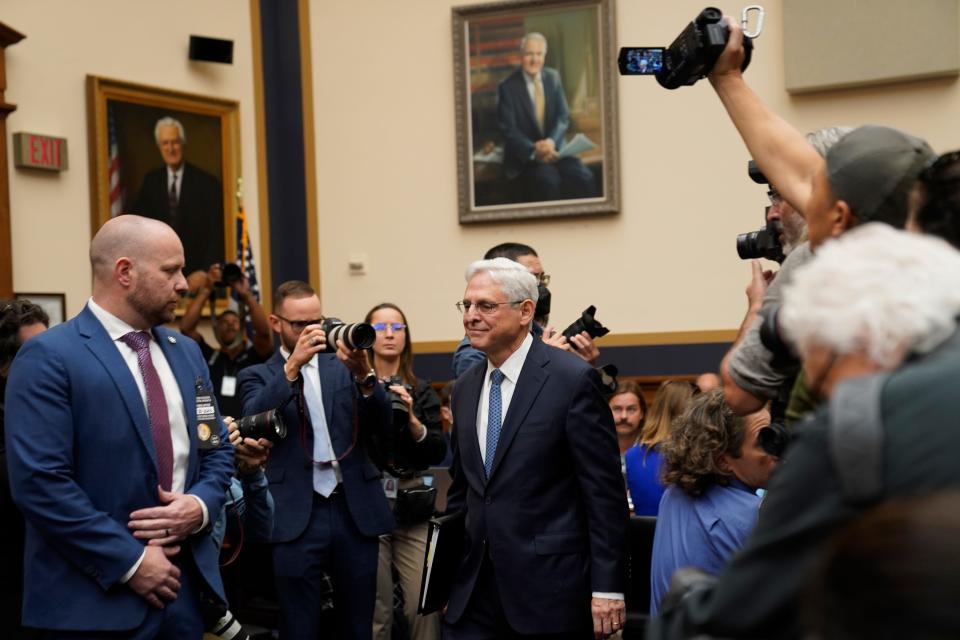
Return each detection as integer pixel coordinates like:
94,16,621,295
806,126,854,158
780,223,960,368
520,32,547,53
154,117,186,146
464,257,539,305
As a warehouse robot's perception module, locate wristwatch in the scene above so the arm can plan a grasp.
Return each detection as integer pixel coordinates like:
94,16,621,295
356,368,377,391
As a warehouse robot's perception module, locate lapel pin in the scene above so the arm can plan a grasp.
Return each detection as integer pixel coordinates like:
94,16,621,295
167,336,177,344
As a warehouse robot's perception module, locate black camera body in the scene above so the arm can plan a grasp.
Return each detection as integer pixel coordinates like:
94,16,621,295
383,375,414,427
618,7,754,89
236,408,287,443
563,305,610,344
321,317,375,353
737,225,784,263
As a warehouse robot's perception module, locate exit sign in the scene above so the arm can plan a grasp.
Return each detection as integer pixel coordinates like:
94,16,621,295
13,132,68,171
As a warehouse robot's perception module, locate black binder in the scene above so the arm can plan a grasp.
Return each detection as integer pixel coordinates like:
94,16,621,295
417,510,465,615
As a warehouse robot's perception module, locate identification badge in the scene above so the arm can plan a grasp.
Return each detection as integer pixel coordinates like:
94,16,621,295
220,375,237,397
195,379,221,450
382,475,398,499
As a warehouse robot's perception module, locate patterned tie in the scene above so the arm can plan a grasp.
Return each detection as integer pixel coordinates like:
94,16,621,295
534,75,545,133
168,174,179,224
302,360,339,496
484,369,505,478
121,331,174,491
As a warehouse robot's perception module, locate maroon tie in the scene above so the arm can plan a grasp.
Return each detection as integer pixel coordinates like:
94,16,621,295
121,331,174,490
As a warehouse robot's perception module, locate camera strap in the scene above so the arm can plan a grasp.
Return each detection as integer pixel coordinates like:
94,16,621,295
294,376,359,466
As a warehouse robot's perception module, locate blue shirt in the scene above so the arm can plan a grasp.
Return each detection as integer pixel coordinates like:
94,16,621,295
649,479,761,615
624,444,665,516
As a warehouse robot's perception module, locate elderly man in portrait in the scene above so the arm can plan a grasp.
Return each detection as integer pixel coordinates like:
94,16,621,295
497,32,595,203
133,116,224,275
444,257,628,639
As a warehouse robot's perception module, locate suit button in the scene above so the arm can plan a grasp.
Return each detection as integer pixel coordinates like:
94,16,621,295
485,497,492,505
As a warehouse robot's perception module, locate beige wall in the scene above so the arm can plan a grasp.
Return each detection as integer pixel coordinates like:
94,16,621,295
5,0,261,319
309,0,960,343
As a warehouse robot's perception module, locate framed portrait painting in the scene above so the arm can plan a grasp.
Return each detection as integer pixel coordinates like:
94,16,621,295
86,76,240,277
453,0,619,223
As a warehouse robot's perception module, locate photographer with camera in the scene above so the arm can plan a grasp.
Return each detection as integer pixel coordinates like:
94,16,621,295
363,303,446,640
237,280,393,639
721,127,851,419
452,242,601,377
181,263,273,418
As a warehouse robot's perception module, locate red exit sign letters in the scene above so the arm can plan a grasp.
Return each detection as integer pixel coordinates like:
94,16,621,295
13,132,68,171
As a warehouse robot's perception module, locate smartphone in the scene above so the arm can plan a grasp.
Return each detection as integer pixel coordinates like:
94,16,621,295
617,47,665,76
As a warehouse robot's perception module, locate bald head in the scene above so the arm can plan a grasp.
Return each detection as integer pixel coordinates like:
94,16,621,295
90,215,187,329
90,215,179,283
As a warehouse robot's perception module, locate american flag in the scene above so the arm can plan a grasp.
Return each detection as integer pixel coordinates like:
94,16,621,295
234,204,260,336
108,104,124,217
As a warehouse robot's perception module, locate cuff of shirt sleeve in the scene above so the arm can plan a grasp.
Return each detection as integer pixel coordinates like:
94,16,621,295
413,423,428,443
592,592,625,600
120,549,146,584
190,494,210,533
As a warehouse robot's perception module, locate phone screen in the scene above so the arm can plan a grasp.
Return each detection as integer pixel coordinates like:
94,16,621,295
617,47,665,76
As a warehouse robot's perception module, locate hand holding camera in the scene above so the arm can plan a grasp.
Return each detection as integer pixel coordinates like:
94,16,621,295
226,416,274,475
285,324,327,379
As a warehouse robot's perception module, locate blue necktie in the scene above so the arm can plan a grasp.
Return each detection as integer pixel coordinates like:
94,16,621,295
303,360,338,496
485,369,505,477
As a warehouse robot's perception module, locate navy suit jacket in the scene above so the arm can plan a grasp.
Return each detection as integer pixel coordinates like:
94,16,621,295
132,162,224,275
497,67,572,179
4,305,233,631
238,352,394,549
445,337,628,635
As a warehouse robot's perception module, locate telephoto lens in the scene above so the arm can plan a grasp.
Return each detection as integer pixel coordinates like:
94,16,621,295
321,317,376,352
236,409,287,442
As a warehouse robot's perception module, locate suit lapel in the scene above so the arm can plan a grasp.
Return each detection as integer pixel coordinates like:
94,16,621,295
456,363,487,485
78,307,157,474
487,340,550,481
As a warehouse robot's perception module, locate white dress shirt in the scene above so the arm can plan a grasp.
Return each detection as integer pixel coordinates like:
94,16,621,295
87,299,210,581
280,348,342,484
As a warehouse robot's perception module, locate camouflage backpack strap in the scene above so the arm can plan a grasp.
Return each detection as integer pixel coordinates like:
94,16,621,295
828,372,890,504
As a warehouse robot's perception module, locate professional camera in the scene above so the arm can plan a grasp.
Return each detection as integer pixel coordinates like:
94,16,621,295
383,375,414,426
758,421,790,458
236,408,287,443
215,262,244,288
758,304,798,370
737,160,785,263
737,223,784,263
563,305,610,345
321,317,375,352
618,6,763,89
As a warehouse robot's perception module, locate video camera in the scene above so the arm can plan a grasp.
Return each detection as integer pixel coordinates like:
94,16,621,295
618,6,763,89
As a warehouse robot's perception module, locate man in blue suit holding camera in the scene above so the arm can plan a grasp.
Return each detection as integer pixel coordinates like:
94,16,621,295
4,214,234,637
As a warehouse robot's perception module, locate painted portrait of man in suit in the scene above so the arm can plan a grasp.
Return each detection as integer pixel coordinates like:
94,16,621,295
464,3,609,210
132,117,225,276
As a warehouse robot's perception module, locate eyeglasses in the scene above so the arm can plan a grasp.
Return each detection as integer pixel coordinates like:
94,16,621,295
455,300,523,315
535,273,551,286
275,315,324,332
372,322,406,332
767,190,783,206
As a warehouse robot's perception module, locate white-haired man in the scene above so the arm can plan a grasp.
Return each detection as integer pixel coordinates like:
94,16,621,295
651,224,960,639
444,258,628,639
497,32,595,202
132,116,224,275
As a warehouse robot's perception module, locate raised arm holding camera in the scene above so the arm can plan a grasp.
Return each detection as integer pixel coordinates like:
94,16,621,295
237,280,393,639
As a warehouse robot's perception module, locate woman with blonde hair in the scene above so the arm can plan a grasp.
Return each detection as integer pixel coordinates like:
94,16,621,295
624,380,695,515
